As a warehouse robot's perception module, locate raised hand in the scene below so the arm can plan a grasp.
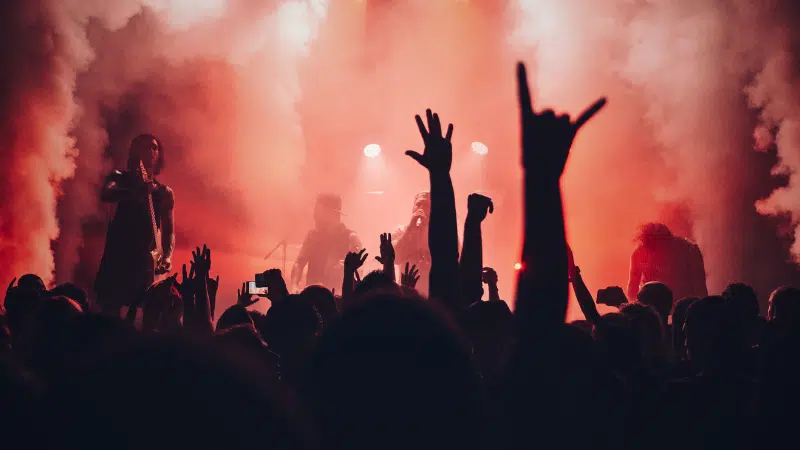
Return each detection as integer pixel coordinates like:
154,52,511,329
177,264,195,301
375,233,396,266
401,262,421,289
405,109,455,176
207,274,220,319
467,193,494,223
569,265,579,283
597,286,628,308
517,62,606,180
263,269,289,302
192,244,211,278
482,267,498,286
344,248,368,273
237,282,260,308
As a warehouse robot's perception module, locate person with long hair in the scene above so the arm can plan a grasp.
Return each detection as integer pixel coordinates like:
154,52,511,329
94,134,175,318
626,223,707,303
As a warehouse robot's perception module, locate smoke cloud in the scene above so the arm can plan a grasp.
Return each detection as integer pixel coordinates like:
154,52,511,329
0,0,92,286
0,0,797,311
508,0,800,313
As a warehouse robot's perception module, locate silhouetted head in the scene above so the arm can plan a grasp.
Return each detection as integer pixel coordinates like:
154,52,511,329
25,295,84,379
17,274,45,292
49,283,89,313
309,293,485,450
569,319,593,336
768,286,800,326
684,296,742,371
723,283,760,320
300,285,339,329
127,133,163,175
3,286,43,350
216,305,254,332
263,295,321,362
637,282,673,324
352,270,400,300
213,324,280,381
634,222,673,246
671,297,699,360
591,312,643,376
314,193,343,229
621,302,667,368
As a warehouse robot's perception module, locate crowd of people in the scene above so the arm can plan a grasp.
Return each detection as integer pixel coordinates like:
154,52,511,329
2,62,800,450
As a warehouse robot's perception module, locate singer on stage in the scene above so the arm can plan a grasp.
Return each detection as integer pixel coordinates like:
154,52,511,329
292,194,362,291
95,134,175,317
392,192,431,295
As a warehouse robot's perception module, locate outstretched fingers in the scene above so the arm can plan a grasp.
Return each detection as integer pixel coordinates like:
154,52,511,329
516,62,534,121
426,109,435,136
415,114,428,140
405,150,425,167
431,112,442,138
573,98,607,131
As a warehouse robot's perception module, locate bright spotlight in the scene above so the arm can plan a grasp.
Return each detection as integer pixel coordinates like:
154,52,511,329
514,262,523,271
471,141,488,156
364,144,382,158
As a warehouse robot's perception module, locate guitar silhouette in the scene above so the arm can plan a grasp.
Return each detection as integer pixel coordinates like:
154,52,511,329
137,160,170,277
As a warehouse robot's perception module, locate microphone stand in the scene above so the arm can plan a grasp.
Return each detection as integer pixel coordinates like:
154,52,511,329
264,239,288,273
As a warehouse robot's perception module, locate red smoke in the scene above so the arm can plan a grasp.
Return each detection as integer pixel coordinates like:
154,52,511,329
0,0,90,286
0,0,796,316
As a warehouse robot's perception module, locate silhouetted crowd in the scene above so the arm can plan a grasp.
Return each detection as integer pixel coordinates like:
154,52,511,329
2,63,800,450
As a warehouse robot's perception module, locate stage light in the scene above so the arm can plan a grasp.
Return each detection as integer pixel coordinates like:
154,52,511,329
471,141,488,156
364,144,382,158
514,262,522,271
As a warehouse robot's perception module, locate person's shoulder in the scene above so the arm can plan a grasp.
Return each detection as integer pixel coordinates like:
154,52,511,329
154,183,175,208
678,237,701,252
158,183,174,197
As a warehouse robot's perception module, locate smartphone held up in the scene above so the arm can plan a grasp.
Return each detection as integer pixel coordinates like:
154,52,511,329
247,281,268,296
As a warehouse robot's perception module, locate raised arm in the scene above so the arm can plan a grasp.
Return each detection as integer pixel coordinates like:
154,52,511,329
513,61,607,339
375,233,397,283
460,194,493,304
406,110,461,309
482,267,500,302
571,266,601,324
626,246,644,301
187,245,213,335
